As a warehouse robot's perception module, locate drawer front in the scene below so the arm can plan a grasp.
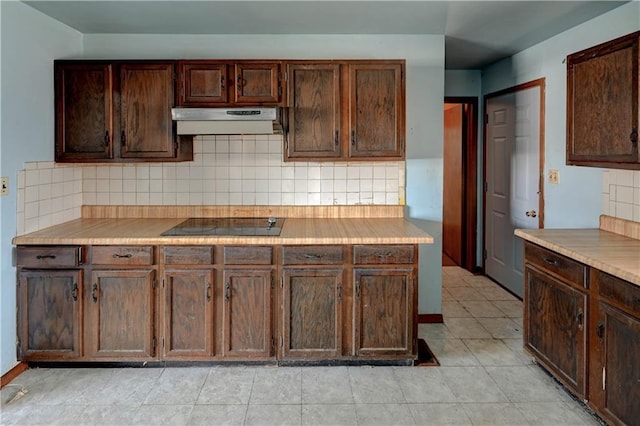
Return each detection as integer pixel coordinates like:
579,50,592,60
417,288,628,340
223,246,273,265
353,245,415,265
598,271,640,316
92,246,154,266
282,245,344,265
163,246,214,265
17,246,82,268
524,243,587,288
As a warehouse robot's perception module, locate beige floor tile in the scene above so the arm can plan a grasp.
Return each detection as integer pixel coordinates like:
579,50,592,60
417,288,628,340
515,402,601,425
443,317,492,339
393,366,457,403
442,300,472,318
459,300,506,318
355,403,415,425
244,404,301,426
492,300,524,318
408,402,473,425
188,404,247,426
477,317,522,339
462,338,526,366
418,322,454,340
427,338,480,366
462,402,529,425
132,404,193,425
440,366,509,403
301,404,357,426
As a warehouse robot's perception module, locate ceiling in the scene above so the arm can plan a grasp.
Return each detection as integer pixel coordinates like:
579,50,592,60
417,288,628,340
22,1,629,69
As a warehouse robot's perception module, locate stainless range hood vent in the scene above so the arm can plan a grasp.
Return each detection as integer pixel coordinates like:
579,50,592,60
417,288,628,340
172,107,282,135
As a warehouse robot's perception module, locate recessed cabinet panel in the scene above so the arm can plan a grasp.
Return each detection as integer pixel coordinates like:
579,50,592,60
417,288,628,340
163,269,214,358
286,63,341,159
233,62,281,104
120,63,176,158
567,31,640,169
349,63,404,159
180,62,228,105
18,270,82,360
55,63,113,161
87,269,155,359
524,265,586,398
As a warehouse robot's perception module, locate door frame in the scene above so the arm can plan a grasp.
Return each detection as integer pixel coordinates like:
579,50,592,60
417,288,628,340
444,96,478,272
482,79,546,273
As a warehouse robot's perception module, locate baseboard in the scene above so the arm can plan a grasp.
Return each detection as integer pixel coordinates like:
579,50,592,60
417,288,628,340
418,314,444,323
0,362,28,389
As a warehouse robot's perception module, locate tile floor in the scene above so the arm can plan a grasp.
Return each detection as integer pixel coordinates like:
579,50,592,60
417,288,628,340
0,266,603,425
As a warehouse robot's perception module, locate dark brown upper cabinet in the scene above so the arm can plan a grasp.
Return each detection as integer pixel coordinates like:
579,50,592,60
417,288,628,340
567,31,640,169
55,60,191,163
55,63,114,162
284,60,405,162
177,60,283,107
286,62,342,159
348,63,405,159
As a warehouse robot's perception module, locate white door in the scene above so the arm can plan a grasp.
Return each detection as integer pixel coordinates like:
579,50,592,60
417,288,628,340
485,85,542,297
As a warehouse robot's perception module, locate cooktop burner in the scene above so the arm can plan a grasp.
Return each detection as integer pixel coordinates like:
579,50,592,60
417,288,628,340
161,217,284,236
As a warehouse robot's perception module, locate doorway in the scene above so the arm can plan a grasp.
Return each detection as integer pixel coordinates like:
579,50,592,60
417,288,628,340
483,80,545,297
442,97,478,272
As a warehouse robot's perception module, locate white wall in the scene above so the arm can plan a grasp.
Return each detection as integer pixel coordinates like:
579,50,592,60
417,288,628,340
482,2,640,229
0,1,82,375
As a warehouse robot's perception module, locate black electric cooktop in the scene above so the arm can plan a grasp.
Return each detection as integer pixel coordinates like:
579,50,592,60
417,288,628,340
161,217,284,236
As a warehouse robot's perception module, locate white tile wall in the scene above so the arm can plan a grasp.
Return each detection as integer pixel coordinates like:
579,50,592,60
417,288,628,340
16,135,405,236
602,169,640,222
17,162,83,235
81,135,405,207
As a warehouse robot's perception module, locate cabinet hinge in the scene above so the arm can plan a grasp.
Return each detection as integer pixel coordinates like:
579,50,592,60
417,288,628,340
174,140,179,151
280,276,284,289
16,338,21,359
284,71,288,82
483,249,488,260
280,336,284,348
162,337,165,348
152,337,156,350
484,114,489,124
484,181,488,192
152,280,157,289
162,279,165,289
602,366,606,391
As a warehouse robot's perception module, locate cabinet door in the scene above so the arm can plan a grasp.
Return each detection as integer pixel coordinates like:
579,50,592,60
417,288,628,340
221,268,272,358
120,63,176,159
348,63,404,159
567,32,639,168
233,62,281,104
87,269,155,359
282,268,343,359
179,61,228,105
18,270,82,360
285,63,341,159
55,63,113,161
596,302,640,426
354,268,414,356
524,265,587,398
163,269,214,359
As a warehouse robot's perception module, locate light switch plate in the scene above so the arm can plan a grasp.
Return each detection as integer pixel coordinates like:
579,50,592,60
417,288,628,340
1,177,8,196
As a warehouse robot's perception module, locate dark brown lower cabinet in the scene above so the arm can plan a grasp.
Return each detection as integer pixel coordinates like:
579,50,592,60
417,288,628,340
221,268,273,358
18,270,82,360
524,265,587,398
282,268,343,359
87,269,156,360
595,302,640,426
163,269,214,359
354,268,415,356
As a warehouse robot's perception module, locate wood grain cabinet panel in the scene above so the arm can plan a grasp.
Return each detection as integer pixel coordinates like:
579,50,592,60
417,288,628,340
353,268,414,356
18,270,82,361
87,269,156,360
179,61,228,105
524,264,587,398
282,268,343,359
285,63,342,159
524,243,587,289
221,268,273,358
92,245,154,266
17,246,84,268
594,301,640,426
120,63,176,159
353,244,415,265
567,31,640,169
55,63,113,161
233,62,282,104
348,63,404,159
163,269,214,359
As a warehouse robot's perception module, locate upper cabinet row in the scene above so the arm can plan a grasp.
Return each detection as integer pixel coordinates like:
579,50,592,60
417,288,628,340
566,31,639,170
54,59,405,163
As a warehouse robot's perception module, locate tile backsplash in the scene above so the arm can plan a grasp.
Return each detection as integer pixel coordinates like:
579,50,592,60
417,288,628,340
602,169,640,222
16,135,405,235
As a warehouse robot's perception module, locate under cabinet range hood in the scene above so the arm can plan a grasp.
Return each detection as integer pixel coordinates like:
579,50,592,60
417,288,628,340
172,107,283,135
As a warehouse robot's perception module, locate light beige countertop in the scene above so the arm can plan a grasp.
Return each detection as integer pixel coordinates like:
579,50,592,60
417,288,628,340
12,217,434,246
515,227,640,287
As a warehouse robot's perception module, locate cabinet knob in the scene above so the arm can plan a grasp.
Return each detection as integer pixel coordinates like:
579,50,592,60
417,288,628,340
576,308,583,331
92,283,99,303
224,282,231,302
72,283,78,302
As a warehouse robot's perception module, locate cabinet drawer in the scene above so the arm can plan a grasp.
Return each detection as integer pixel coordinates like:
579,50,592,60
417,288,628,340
282,245,344,265
353,245,415,265
162,246,214,265
223,246,272,265
92,246,154,265
17,246,83,268
524,243,587,288
598,271,640,316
